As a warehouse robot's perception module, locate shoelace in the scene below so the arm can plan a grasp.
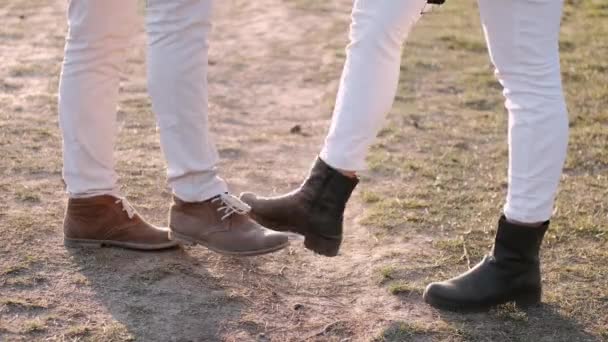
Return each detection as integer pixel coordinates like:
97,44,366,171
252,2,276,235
211,193,251,220
115,197,136,219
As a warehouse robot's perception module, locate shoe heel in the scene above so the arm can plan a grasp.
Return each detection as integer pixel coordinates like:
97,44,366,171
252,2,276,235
168,230,197,246
304,234,341,257
64,239,103,248
514,290,541,308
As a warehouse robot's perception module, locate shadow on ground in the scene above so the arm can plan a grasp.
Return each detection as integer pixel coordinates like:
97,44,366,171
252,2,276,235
440,303,598,342
67,247,244,341
382,295,598,342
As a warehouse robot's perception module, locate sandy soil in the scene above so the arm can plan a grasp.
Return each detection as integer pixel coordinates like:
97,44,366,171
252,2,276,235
2,0,606,341
0,0,433,341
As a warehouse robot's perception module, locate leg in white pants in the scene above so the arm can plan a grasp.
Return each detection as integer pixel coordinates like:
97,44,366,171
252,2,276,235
320,0,568,223
59,0,138,197
146,0,228,202
479,0,568,223
320,0,427,171
59,0,227,201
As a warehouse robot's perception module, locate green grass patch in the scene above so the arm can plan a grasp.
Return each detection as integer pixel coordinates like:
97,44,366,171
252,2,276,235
64,325,92,339
0,297,47,311
360,0,608,339
388,282,422,296
22,319,46,334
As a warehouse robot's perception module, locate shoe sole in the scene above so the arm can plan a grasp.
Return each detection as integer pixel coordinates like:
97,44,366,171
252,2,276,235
422,290,541,313
248,212,341,257
64,238,179,251
168,230,289,257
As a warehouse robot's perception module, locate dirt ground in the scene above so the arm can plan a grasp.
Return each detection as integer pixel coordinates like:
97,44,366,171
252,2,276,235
1,0,607,341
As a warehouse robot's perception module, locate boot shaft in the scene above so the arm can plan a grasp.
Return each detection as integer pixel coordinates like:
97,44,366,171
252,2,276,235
303,158,359,214
492,216,549,265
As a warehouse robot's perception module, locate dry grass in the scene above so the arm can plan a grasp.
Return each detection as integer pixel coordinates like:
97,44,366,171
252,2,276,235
361,0,608,340
0,0,606,341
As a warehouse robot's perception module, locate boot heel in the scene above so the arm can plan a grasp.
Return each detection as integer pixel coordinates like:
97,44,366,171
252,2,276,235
514,290,541,308
64,239,103,248
304,234,341,257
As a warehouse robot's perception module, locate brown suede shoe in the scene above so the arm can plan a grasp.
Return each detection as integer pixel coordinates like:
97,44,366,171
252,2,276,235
64,195,179,250
169,193,289,256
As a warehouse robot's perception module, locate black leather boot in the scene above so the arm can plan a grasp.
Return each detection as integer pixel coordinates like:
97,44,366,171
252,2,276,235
423,216,549,312
240,157,359,257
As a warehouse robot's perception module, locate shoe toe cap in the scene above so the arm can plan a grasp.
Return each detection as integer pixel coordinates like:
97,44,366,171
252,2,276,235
423,281,452,305
264,229,290,247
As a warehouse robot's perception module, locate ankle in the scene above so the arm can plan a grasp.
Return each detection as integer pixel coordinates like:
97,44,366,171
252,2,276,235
317,156,358,179
338,169,357,179
505,217,544,228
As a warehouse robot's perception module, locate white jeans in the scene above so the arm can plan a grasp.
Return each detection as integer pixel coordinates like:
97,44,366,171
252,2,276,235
320,0,569,223
59,0,228,202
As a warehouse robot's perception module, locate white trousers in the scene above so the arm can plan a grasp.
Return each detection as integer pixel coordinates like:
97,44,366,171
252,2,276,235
59,0,228,202
320,0,569,223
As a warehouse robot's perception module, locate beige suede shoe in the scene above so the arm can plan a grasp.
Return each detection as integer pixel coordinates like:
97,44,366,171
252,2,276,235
169,193,289,256
63,195,179,250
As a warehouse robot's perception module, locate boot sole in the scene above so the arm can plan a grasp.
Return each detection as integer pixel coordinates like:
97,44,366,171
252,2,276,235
168,230,289,257
423,290,541,313
64,238,179,251
248,212,341,257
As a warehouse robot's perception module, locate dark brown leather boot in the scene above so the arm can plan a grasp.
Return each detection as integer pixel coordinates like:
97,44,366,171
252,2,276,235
168,193,289,256
240,157,359,257
64,195,179,250
423,216,549,312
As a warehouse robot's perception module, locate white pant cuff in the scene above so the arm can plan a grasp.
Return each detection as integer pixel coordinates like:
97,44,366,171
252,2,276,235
172,177,229,203
503,206,553,224
320,149,366,172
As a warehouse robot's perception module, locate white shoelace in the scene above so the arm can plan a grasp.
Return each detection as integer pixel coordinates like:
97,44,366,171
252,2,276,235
115,197,136,219
211,193,251,220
